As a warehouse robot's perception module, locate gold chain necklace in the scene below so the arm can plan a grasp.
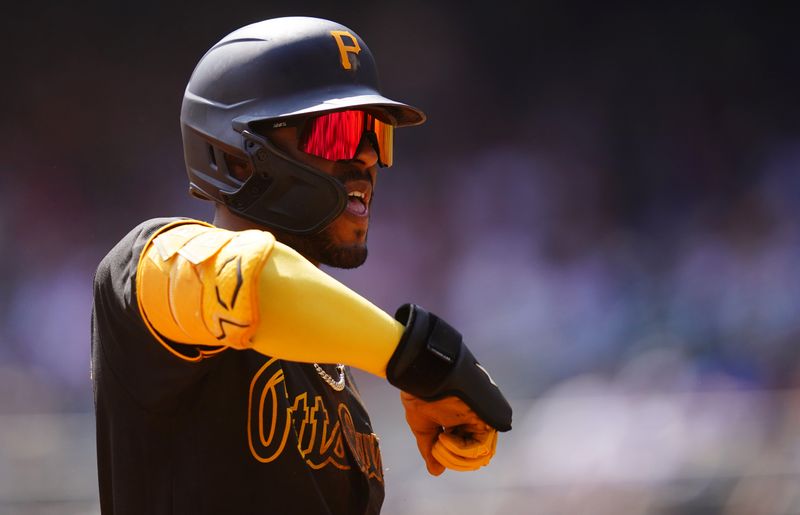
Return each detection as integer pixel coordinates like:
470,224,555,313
312,363,346,391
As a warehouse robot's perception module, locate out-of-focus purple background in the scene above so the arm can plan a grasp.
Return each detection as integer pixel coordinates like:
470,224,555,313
2,3,800,514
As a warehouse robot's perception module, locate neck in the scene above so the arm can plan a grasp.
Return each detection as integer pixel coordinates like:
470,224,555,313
213,204,260,232
213,204,321,267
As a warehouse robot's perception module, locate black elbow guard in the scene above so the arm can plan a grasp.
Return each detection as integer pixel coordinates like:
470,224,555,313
386,304,512,432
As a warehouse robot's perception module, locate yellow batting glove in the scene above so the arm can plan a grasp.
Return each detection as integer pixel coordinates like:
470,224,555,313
400,392,498,476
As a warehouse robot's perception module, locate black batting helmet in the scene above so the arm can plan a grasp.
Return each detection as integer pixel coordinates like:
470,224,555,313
180,16,426,234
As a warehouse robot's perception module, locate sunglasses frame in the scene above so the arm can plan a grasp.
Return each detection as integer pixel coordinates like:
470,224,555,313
256,109,394,168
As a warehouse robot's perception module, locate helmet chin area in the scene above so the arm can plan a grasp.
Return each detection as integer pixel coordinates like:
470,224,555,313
221,130,347,235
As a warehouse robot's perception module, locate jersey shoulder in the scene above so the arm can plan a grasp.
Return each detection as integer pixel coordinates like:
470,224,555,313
94,217,202,317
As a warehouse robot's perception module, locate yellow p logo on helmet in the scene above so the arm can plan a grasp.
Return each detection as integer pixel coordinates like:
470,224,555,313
330,30,361,70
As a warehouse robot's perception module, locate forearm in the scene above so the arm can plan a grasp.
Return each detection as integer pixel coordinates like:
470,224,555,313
250,241,403,377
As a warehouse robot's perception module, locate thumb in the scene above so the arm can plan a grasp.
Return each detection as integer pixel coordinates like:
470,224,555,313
410,427,446,476
424,452,446,477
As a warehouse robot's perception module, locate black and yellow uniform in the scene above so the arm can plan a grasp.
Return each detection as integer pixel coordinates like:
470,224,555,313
91,218,385,515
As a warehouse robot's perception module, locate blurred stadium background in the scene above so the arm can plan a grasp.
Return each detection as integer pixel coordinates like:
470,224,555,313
2,2,800,514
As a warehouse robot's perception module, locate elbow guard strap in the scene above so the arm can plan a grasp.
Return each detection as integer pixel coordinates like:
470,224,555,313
137,222,275,349
386,304,513,432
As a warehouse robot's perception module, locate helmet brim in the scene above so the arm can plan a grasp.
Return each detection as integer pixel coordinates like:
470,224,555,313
230,87,426,130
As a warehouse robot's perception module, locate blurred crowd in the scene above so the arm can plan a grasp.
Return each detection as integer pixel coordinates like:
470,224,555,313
1,3,799,513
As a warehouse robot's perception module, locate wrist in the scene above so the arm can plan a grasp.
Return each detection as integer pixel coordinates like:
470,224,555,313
386,304,513,432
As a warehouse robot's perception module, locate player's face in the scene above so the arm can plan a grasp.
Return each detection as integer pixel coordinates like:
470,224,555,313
268,125,380,269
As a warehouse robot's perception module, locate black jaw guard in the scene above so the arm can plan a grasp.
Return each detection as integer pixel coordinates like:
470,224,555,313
387,304,513,432
221,130,347,235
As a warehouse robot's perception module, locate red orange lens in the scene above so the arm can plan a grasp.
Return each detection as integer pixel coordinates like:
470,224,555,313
299,110,364,162
369,116,393,167
298,110,394,167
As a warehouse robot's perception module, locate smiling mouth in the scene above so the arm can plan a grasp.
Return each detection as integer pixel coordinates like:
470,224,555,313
347,191,367,216
345,180,372,218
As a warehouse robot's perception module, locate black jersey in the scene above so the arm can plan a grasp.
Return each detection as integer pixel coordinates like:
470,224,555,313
91,218,385,515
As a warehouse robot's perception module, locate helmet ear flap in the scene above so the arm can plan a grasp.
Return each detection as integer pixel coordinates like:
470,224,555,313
183,126,249,201
208,143,250,184
220,130,347,235
223,151,253,182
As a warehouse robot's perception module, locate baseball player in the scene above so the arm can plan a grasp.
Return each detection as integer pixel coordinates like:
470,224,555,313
91,16,512,515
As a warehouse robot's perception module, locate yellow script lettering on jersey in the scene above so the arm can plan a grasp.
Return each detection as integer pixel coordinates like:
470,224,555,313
247,358,384,482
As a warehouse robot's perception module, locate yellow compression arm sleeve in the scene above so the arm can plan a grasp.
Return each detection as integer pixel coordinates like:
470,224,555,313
136,222,404,377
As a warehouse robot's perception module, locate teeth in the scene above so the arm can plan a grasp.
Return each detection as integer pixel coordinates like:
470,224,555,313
348,191,365,199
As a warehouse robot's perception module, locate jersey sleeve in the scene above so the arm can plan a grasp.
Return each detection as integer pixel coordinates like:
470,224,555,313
91,218,224,411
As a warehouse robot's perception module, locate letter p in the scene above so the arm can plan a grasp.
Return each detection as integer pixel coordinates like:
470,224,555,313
330,30,361,70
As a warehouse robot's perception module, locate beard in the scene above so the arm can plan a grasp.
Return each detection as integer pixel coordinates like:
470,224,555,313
263,164,373,269
275,226,368,269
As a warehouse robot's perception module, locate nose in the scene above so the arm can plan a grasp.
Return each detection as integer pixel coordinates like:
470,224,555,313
352,136,379,169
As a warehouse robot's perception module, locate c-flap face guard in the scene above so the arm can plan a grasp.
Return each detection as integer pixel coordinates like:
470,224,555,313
222,130,348,235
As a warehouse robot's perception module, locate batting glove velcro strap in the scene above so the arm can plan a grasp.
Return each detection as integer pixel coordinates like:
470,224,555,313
386,304,512,432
